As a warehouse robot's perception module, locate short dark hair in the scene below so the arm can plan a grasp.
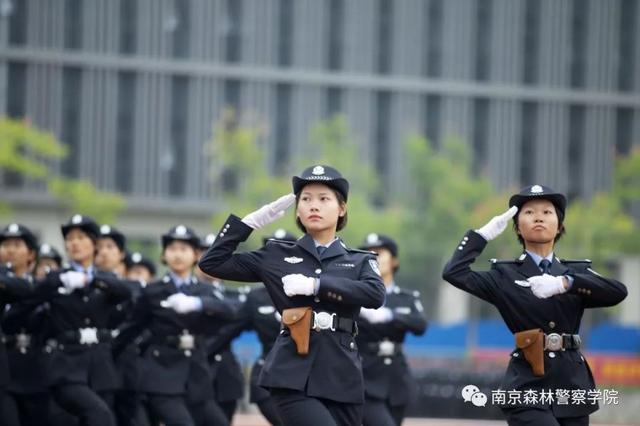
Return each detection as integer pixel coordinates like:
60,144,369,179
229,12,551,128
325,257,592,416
295,188,348,234
512,203,566,248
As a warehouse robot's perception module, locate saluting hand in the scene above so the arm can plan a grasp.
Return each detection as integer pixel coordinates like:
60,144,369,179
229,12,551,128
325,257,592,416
359,307,393,323
281,274,316,297
528,274,568,299
475,206,518,241
242,193,296,230
59,271,87,291
160,293,203,314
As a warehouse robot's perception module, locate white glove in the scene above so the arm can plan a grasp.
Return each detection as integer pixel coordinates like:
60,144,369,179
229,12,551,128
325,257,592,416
475,206,518,241
528,274,567,299
281,274,316,297
160,293,203,314
242,193,296,230
59,271,87,291
359,307,393,323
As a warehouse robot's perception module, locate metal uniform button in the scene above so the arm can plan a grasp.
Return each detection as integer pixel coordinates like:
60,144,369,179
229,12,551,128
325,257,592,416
184,350,191,357
548,352,556,359
84,318,91,325
153,350,159,357
457,246,463,250
214,354,222,362
463,236,469,241
549,321,556,329
512,352,519,357
349,341,355,350
314,297,320,303
315,269,321,274
82,296,89,303
384,358,392,365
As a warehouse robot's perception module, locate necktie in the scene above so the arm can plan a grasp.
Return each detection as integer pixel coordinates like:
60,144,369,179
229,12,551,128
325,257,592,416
316,246,326,257
539,259,552,274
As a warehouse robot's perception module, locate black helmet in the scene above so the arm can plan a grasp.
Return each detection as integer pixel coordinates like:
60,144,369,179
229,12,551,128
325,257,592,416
38,243,63,266
262,228,297,246
359,233,399,257
125,251,157,276
292,165,349,201
61,214,100,241
161,225,200,250
98,224,127,252
509,185,567,220
0,223,38,251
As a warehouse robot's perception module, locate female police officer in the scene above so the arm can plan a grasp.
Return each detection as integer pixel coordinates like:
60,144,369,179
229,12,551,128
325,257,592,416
199,165,386,426
358,233,428,426
442,185,628,426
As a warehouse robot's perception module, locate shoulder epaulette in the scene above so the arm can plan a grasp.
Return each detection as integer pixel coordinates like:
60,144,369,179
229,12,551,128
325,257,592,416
265,238,297,246
560,259,592,265
489,258,524,265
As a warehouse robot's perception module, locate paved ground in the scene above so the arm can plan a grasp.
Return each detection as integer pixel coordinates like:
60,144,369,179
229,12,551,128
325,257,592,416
231,413,637,426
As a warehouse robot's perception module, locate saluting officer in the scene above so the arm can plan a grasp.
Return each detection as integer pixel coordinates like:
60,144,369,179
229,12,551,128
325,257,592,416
199,165,386,426
442,185,628,426
113,225,234,426
35,214,132,426
357,233,428,426
34,243,63,280
0,224,43,426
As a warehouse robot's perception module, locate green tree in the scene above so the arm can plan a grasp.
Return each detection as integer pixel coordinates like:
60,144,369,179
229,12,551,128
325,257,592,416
0,117,125,223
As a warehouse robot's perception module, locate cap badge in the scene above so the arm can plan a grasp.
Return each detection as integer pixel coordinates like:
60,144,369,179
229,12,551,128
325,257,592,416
530,185,543,194
175,225,187,235
132,252,142,263
312,166,325,176
274,229,286,239
366,233,379,244
8,223,19,233
100,225,111,234
72,214,82,224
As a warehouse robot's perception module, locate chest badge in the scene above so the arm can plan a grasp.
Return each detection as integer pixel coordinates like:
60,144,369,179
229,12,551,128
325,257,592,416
284,256,304,264
514,279,530,287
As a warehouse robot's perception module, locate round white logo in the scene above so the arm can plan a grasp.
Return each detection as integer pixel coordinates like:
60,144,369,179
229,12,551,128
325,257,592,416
131,252,142,263
274,229,286,239
71,214,83,224
530,185,543,194
312,166,325,175
366,233,379,244
175,225,187,235
8,223,19,233
100,225,111,234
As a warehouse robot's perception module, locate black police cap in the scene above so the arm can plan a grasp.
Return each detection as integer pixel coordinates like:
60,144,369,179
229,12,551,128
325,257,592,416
61,214,100,241
509,185,567,218
98,224,127,252
125,251,157,276
292,165,349,201
359,233,399,257
262,228,297,246
161,224,200,250
199,233,217,250
38,243,62,265
0,223,38,251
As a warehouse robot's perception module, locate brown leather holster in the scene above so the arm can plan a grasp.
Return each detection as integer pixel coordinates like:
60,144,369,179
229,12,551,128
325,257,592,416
515,328,545,376
282,307,312,356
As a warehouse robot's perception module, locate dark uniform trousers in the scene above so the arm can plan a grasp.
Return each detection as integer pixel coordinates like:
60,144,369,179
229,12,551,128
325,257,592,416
442,230,628,426
114,274,235,426
357,286,428,426
199,214,386,426
36,268,133,426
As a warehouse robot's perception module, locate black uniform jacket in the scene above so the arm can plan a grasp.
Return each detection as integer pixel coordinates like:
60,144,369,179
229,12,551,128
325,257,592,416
113,274,234,401
36,267,132,390
442,230,628,418
357,286,427,406
199,214,386,404
0,266,35,390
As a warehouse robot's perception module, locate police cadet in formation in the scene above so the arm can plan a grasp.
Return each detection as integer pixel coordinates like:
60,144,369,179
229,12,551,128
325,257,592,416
35,214,133,426
442,185,628,426
199,165,386,426
196,233,247,424
34,243,62,280
0,224,45,426
114,225,234,426
357,233,428,426
97,225,150,426
125,251,156,284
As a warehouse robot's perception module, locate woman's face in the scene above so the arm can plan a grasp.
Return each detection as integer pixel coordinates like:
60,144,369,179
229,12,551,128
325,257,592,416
127,265,153,283
163,240,197,274
95,237,124,272
516,199,560,245
370,247,397,278
296,183,346,234
35,258,60,280
64,228,95,264
0,238,35,271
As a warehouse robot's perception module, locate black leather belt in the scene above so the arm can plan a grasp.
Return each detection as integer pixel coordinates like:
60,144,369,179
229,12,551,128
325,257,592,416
153,332,202,350
310,311,358,335
544,333,581,351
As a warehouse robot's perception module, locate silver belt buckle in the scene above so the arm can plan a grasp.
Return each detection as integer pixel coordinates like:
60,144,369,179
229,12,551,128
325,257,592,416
313,311,336,332
179,331,195,350
79,327,99,345
378,340,395,357
545,333,563,351
16,333,31,352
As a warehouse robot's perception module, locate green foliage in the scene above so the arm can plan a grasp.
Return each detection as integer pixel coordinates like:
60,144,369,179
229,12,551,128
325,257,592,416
0,117,126,221
613,147,640,209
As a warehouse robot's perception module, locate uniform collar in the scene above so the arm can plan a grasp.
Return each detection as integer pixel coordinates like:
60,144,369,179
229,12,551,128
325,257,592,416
525,250,554,269
386,282,398,294
168,271,195,288
69,261,94,281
